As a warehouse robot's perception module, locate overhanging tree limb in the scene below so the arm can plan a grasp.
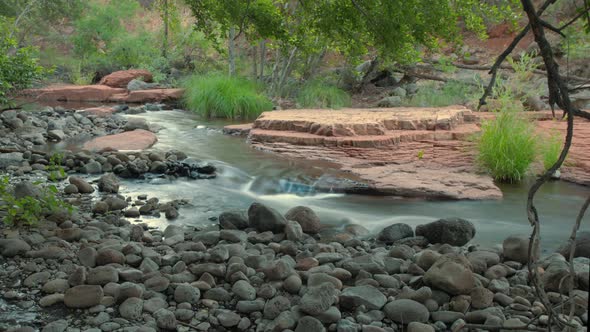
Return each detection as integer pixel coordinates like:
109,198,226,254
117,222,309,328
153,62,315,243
478,0,557,110
520,0,581,328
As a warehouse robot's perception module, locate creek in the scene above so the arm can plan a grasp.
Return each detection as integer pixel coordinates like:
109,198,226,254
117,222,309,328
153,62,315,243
103,110,590,253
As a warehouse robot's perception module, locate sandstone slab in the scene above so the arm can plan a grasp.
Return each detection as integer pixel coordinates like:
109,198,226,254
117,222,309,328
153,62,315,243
83,129,158,151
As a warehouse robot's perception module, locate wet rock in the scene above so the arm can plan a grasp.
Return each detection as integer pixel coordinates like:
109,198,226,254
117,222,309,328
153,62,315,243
82,161,102,174
119,297,143,320
295,316,326,332
377,223,413,244
87,266,119,285
340,285,386,310
285,220,304,241
0,238,31,257
557,230,590,259
24,271,51,287
219,211,249,229
423,253,475,295
68,176,95,194
248,202,286,233
174,284,200,304
217,309,241,328
384,299,430,323
42,279,69,294
285,206,322,234
263,296,291,319
232,280,256,300
415,218,475,246
78,247,97,267
300,283,337,315
503,235,538,264
471,287,494,309
98,173,120,193
154,308,177,330
95,248,125,266
64,285,103,308
407,322,435,332
42,319,68,332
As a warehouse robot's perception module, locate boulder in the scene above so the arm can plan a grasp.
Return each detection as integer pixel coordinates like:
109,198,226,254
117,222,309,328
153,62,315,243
248,202,286,233
415,218,475,246
503,235,538,264
377,223,414,244
0,238,31,257
83,130,158,152
68,176,95,194
98,173,120,193
339,285,386,310
384,299,430,324
557,231,590,259
284,206,322,234
64,285,103,308
423,253,475,295
99,69,153,88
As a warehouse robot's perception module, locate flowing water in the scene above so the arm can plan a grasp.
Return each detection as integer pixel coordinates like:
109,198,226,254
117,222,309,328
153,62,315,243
109,110,590,253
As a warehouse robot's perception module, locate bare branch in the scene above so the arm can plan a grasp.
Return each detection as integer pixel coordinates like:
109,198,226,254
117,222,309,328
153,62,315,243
539,19,566,37
558,7,590,31
567,196,590,323
521,0,580,328
478,0,558,110
464,324,547,332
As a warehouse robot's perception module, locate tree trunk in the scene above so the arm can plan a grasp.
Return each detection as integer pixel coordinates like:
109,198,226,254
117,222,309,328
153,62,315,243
259,40,266,82
252,44,258,80
162,0,168,59
228,26,236,76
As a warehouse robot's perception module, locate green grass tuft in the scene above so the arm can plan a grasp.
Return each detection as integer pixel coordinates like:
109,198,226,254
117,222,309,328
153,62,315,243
296,81,351,109
182,74,273,119
540,130,563,172
476,108,537,182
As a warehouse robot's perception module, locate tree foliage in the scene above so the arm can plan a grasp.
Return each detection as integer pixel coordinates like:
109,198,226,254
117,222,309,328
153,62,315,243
184,0,520,63
0,17,47,107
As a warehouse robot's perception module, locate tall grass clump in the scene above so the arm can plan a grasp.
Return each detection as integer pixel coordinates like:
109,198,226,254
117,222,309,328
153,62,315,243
182,74,273,119
476,107,537,182
296,81,351,109
539,130,563,172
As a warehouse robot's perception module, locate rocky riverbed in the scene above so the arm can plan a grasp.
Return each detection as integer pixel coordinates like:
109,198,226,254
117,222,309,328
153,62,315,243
0,105,588,332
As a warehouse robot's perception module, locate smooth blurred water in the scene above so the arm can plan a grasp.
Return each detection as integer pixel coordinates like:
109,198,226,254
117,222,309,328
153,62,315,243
112,110,589,253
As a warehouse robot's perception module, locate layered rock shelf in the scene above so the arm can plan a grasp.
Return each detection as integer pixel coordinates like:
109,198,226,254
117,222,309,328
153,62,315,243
229,107,589,199
229,107,502,200
22,69,184,104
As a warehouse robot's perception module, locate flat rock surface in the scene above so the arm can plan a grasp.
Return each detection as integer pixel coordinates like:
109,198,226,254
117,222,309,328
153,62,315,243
244,107,501,200
23,85,183,103
78,107,117,117
83,129,157,151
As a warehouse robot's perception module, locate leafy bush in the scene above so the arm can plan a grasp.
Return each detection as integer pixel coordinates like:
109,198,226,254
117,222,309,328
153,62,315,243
476,108,537,182
0,18,48,107
540,130,563,172
0,177,73,226
182,74,273,119
296,81,351,109
404,80,481,107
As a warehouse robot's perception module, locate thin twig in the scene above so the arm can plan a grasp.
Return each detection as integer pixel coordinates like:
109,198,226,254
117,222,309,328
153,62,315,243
567,196,590,323
558,7,590,31
478,0,557,110
464,323,547,331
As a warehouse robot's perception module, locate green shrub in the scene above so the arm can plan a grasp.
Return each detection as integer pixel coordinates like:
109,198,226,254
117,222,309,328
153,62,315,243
182,74,273,119
296,81,351,109
540,130,563,172
476,108,537,182
0,17,49,107
404,80,481,107
0,177,73,226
